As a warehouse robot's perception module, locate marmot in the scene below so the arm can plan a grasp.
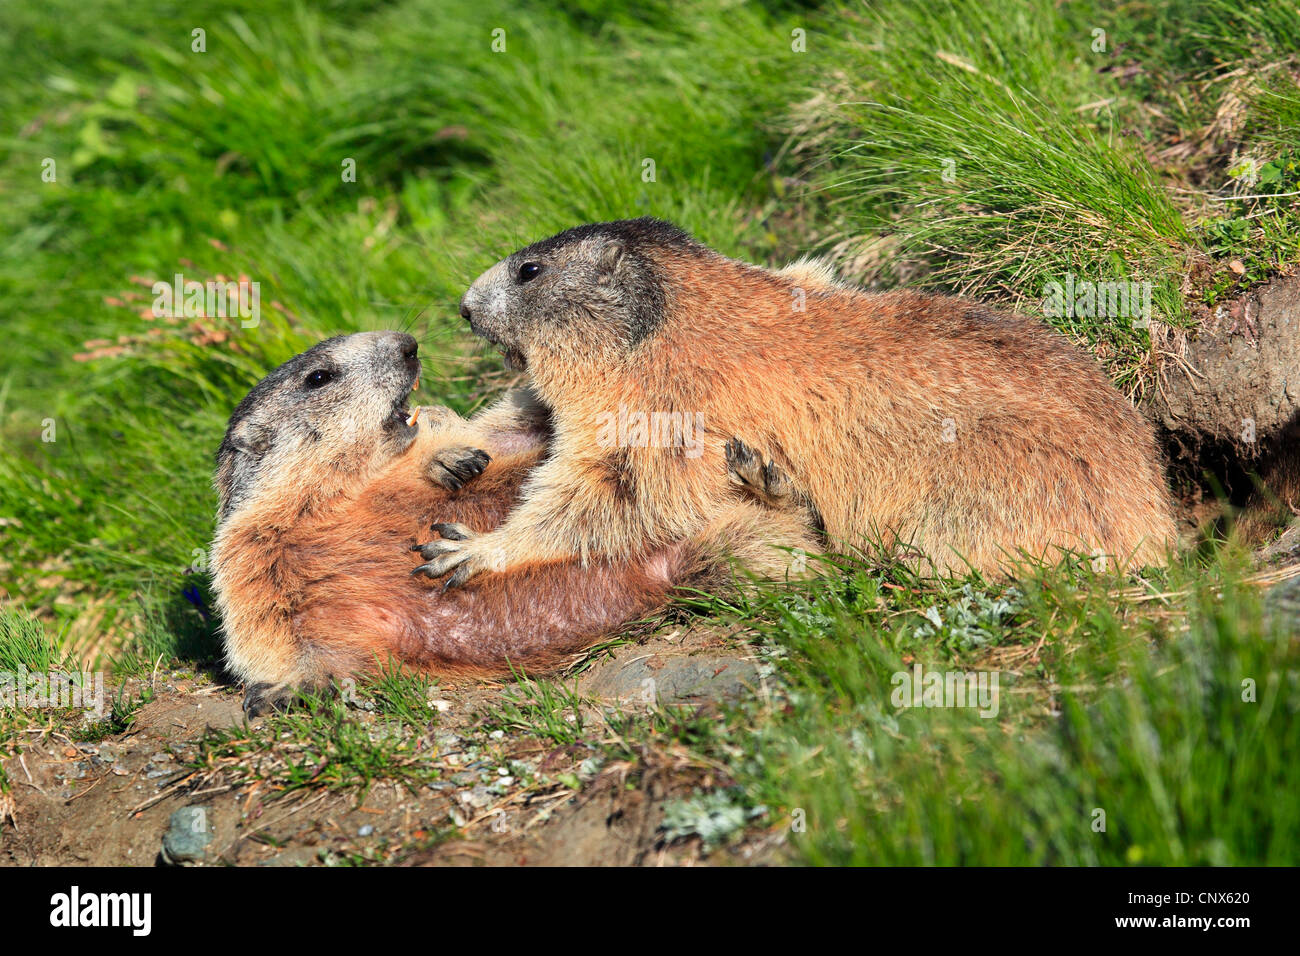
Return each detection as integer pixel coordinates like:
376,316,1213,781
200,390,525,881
412,217,1174,584
210,331,814,714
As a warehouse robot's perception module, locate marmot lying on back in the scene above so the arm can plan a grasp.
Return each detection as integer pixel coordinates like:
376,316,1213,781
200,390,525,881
210,331,814,714
412,218,1174,584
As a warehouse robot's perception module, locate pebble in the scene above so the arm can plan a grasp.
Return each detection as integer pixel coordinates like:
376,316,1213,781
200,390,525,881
161,806,213,865
459,785,493,810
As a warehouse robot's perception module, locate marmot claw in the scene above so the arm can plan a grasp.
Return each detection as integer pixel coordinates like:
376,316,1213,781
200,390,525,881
430,521,474,540
243,681,295,718
409,526,496,589
427,446,491,491
411,532,475,587
725,437,794,504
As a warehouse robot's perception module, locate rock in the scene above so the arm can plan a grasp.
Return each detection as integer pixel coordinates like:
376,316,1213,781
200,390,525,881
458,785,494,810
1151,274,1300,452
434,730,462,750
1257,521,1300,567
161,805,214,865
580,653,761,706
1263,576,1300,634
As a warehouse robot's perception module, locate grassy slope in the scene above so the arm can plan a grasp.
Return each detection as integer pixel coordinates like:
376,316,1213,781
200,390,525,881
789,0,1300,389
1,0,1297,863
0,0,803,651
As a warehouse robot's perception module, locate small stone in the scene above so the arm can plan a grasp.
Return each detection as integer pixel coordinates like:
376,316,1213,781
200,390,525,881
161,806,214,865
357,824,374,837
459,785,493,810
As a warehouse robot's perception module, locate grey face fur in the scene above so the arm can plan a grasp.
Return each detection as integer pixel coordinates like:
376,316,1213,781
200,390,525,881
458,218,691,372
214,331,421,521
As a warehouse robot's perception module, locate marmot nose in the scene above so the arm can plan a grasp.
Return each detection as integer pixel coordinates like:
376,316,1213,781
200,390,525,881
458,296,472,322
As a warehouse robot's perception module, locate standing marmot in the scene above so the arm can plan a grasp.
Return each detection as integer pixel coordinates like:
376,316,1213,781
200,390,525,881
412,218,1174,583
211,331,813,714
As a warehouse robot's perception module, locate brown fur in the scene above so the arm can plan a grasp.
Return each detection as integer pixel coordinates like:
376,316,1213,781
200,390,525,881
218,431,809,697
438,219,1175,581
210,331,815,706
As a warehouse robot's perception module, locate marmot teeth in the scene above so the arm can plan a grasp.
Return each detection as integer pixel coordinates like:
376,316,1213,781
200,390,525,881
406,406,421,427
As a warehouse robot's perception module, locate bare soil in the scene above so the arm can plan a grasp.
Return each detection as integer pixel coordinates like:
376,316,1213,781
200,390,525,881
0,625,784,867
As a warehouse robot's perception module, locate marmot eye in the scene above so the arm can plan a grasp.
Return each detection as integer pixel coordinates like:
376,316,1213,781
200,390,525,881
304,369,335,389
517,262,542,283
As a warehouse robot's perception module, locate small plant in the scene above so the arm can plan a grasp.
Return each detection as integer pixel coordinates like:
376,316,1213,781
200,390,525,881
907,583,1023,653
481,669,589,746
361,659,440,731
660,788,765,850
191,691,443,799
0,607,75,675
76,683,155,742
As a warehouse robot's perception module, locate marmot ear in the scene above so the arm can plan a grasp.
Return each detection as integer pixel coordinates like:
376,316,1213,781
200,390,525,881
597,239,626,275
232,421,274,456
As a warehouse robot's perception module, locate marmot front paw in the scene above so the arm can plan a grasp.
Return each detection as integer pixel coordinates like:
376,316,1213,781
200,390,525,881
426,447,491,491
410,523,500,588
725,437,794,506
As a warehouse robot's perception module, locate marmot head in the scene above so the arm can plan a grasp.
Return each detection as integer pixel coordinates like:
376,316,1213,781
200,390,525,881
458,218,698,374
214,331,421,521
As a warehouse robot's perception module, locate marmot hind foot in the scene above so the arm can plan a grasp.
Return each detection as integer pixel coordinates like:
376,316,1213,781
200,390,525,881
725,437,795,507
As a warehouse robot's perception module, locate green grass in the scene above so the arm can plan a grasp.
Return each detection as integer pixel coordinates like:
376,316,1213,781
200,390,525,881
0,0,810,652
0,606,76,674
787,0,1300,388
480,669,591,747
1,0,1297,865
191,691,437,798
719,547,1298,864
